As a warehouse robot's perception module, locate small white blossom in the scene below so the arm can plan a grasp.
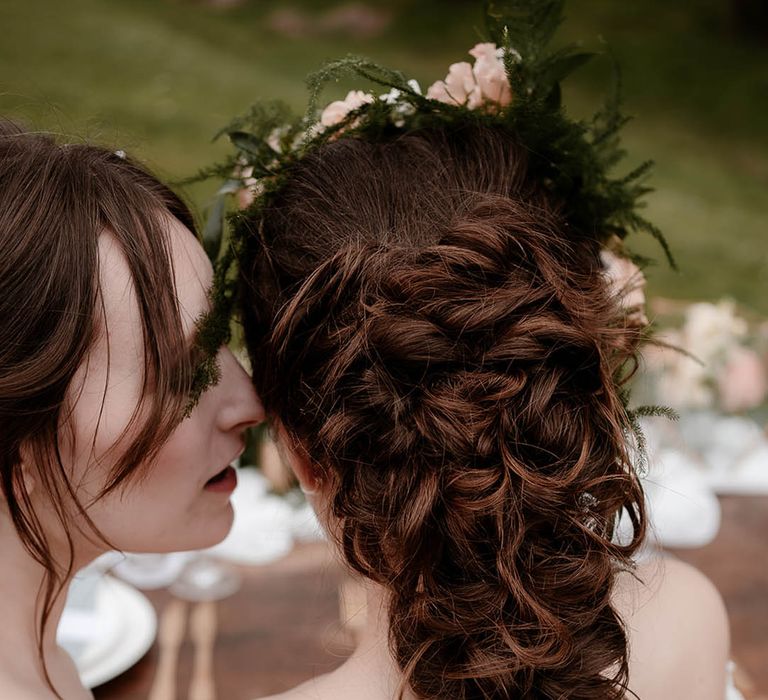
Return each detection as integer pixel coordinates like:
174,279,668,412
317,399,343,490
406,79,422,94
379,87,401,105
684,300,747,364
267,126,290,153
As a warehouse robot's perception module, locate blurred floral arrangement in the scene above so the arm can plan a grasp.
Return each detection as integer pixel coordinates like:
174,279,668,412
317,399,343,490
644,299,768,415
624,301,768,547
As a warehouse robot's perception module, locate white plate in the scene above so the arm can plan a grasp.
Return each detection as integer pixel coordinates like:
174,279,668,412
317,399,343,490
64,576,157,688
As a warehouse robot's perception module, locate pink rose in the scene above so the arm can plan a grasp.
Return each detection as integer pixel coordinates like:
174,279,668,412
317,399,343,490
600,249,648,327
426,61,481,107
427,43,513,110
718,346,768,413
469,42,512,106
320,90,375,128
467,42,499,62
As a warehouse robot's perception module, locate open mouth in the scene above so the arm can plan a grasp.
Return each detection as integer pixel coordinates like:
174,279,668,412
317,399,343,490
204,465,237,493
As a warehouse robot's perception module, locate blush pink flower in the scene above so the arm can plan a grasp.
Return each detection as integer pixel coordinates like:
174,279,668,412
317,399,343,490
427,43,513,110
600,248,648,327
718,346,768,413
469,42,512,106
320,90,375,128
426,61,481,108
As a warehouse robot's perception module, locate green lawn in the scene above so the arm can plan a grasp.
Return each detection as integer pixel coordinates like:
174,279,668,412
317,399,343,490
1,0,766,313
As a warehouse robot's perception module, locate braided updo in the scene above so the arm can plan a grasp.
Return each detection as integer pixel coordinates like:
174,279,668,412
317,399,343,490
240,125,646,699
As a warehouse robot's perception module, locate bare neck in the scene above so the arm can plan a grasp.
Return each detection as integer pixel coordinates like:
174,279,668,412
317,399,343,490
333,582,417,700
0,517,93,699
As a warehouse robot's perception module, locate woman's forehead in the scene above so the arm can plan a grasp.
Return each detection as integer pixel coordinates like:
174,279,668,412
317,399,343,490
92,218,211,373
106,216,209,318
162,215,213,338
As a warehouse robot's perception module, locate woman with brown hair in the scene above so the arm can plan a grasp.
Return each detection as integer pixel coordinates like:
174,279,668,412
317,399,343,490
238,125,730,700
221,4,733,692
0,120,264,699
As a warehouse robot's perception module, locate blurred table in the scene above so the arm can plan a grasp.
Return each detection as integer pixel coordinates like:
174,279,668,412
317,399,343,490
94,496,767,700
93,543,348,700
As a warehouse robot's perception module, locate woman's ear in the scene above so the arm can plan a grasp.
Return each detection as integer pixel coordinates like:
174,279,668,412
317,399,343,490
18,463,36,499
17,445,37,500
273,424,322,496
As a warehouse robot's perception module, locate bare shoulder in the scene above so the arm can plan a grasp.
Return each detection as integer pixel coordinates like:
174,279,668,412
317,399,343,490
253,664,370,700
253,677,324,700
614,556,730,700
0,677,61,700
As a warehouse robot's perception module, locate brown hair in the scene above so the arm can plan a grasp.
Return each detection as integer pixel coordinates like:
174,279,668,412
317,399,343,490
0,120,198,690
241,125,646,699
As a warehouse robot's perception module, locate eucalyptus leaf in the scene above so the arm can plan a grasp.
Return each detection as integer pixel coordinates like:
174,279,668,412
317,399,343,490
202,192,227,262
539,50,595,92
229,131,269,157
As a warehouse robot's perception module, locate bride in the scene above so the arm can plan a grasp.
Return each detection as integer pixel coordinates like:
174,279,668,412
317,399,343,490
0,120,263,699
237,125,730,700
221,2,733,694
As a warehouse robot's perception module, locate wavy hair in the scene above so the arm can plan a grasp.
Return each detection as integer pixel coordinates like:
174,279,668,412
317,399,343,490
0,119,199,695
240,125,646,699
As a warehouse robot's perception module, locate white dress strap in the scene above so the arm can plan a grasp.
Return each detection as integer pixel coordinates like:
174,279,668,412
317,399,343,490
725,661,745,700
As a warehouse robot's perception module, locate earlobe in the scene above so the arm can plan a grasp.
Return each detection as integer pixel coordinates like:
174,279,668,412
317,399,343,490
299,480,320,497
16,459,37,501
273,425,322,496
291,449,321,495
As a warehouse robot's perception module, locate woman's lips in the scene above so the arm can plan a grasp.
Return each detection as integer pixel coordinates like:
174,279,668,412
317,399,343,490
203,465,238,494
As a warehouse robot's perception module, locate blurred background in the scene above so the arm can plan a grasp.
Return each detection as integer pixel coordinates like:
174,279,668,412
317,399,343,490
2,2,767,698
1,0,766,311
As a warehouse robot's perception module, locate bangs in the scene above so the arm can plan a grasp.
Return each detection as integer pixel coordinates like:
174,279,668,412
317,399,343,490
83,151,202,496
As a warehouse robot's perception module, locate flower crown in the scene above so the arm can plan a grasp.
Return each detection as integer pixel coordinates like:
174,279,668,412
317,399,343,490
187,0,674,437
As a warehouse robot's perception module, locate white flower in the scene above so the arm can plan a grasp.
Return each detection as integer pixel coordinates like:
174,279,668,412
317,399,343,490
655,349,714,410
683,300,747,365
379,87,401,105
266,126,287,153
406,79,422,95
378,80,422,126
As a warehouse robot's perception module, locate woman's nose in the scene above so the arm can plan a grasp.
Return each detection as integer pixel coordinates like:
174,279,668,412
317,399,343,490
214,347,265,431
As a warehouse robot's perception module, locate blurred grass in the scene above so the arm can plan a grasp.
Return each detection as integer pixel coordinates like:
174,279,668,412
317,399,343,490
1,0,766,312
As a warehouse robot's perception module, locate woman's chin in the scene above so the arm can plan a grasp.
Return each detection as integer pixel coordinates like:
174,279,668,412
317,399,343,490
117,502,236,554
182,501,235,551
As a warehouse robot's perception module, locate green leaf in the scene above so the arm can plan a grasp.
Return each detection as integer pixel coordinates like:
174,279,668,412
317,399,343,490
202,192,227,262
630,405,680,422
539,49,595,92
229,131,269,157
305,56,412,121
485,0,565,57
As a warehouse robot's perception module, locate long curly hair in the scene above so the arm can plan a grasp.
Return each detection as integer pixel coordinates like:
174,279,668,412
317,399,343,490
240,125,646,699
